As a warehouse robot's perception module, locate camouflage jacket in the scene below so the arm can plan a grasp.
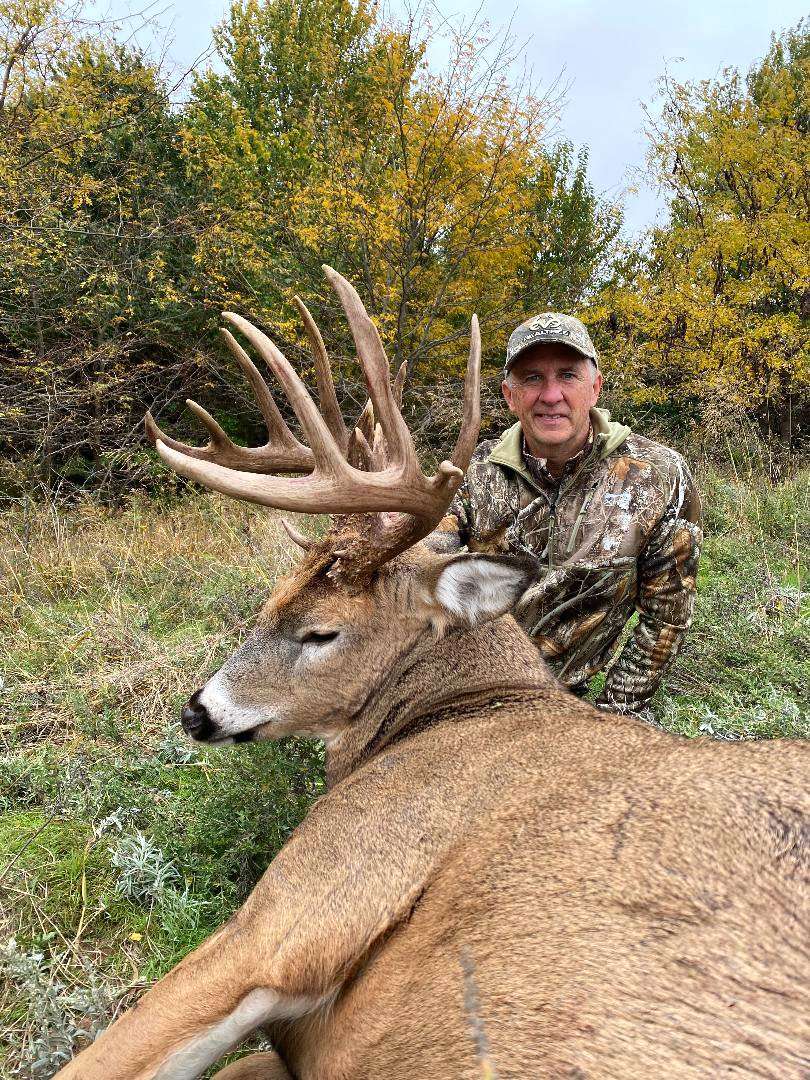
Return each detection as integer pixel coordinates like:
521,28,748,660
430,408,702,715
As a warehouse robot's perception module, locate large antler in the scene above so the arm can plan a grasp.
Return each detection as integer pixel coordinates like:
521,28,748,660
146,266,480,580
145,297,352,473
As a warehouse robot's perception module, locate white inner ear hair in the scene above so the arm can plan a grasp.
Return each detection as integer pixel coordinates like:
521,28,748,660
435,560,527,623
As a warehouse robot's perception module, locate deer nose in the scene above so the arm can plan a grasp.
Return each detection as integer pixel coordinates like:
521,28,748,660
181,690,215,740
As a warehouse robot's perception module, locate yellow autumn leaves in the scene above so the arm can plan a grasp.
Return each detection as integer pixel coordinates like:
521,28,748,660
1,0,806,486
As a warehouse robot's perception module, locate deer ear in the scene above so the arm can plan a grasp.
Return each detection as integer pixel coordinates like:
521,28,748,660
431,553,536,627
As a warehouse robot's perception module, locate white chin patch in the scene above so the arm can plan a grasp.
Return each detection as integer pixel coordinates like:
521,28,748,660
198,672,279,737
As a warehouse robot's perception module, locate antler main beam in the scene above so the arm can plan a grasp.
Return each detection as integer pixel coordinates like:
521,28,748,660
146,266,481,576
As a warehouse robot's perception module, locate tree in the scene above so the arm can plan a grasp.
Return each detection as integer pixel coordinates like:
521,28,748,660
519,141,622,315
600,21,809,441
182,1,614,390
1,0,622,487
0,0,205,484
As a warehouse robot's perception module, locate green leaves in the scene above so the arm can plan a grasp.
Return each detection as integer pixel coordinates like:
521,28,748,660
600,21,809,437
1,0,621,490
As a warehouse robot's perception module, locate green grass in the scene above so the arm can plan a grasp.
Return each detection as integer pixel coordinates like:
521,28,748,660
0,495,323,1076
650,469,808,739
0,468,807,1075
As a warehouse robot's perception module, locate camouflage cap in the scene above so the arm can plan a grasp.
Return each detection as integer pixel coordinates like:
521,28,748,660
504,313,599,375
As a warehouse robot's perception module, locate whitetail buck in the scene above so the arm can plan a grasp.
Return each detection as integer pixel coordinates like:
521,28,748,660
57,267,807,1080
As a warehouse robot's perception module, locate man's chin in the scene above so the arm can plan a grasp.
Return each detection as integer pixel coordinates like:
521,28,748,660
528,422,573,446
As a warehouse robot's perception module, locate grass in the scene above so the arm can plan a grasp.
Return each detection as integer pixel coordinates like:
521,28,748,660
0,495,324,1077
0,467,807,1075
651,468,808,739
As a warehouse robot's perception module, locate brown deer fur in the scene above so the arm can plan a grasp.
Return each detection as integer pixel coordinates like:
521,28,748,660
55,544,808,1080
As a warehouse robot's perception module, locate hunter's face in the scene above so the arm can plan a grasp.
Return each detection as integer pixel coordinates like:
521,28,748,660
502,345,602,461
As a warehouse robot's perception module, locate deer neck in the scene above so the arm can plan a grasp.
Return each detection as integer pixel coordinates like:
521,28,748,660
323,616,553,787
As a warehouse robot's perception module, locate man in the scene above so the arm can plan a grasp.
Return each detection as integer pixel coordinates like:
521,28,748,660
430,313,702,720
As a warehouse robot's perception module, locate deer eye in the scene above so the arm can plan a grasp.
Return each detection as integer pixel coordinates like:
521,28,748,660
299,629,340,646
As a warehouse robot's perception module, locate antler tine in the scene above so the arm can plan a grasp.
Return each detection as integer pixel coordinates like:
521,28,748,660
280,517,314,551
144,409,197,457
346,425,375,470
449,314,481,472
145,399,232,457
356,399,375,444
345,399,375,470
219,328,309,456
145,396,312,473
185,399,233,446
321,265,414,470
371,422,390,470
222,313,348,477
292,295,350,455
393,360,407,410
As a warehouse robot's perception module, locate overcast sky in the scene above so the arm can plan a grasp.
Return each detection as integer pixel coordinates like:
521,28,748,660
98,0,806,235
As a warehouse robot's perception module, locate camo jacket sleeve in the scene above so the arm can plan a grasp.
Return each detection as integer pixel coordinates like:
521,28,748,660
427,500,470,554
595,462,702,717
423,455,484,554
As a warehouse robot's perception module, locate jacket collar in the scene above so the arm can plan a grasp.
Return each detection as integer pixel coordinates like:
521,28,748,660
486,408,629,486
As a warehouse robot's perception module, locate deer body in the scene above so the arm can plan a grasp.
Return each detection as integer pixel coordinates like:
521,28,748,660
55,270,808,1078
276,638,808,1080
287,708,807,1080
58,600,808,1080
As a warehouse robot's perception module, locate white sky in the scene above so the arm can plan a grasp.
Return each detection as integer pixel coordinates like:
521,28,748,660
95,0,807,236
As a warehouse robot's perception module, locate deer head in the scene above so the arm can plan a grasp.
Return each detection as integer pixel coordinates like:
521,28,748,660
146,268,534,754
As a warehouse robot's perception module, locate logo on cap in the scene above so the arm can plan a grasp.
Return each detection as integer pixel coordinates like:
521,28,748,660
505,312,598,367
525,316,569,336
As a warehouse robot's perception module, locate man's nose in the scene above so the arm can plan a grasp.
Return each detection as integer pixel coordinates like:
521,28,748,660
538,379,564,403
181,689,215,740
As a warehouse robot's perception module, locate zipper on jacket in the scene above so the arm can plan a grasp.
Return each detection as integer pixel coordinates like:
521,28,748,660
566,489,595,556
546,489,559,570
547,459,591,569
505,436,603,570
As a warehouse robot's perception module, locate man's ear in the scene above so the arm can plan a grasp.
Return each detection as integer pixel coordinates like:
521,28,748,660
430,553,536,628
591,368,604,406
501,377,518,416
